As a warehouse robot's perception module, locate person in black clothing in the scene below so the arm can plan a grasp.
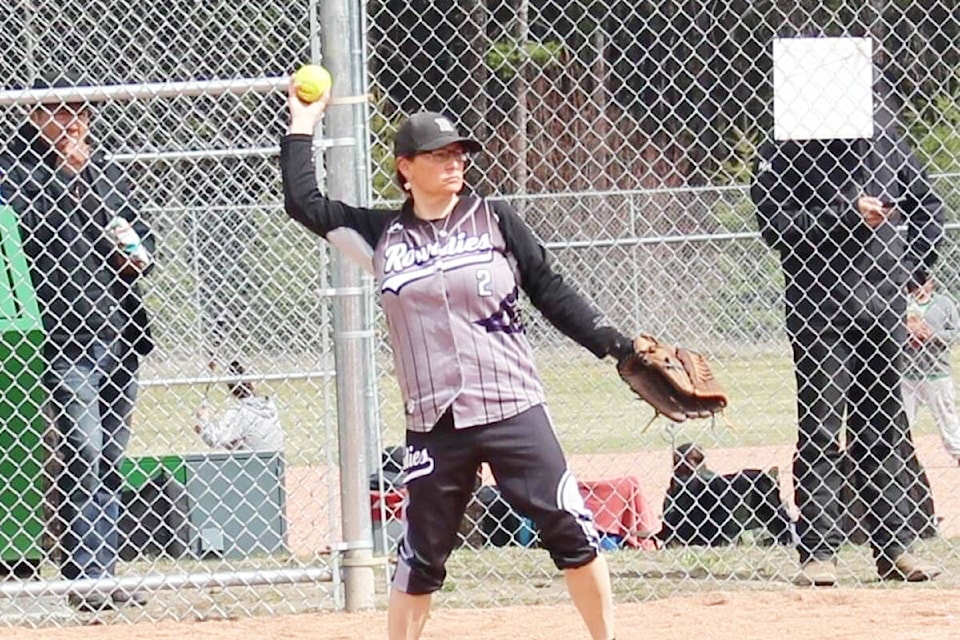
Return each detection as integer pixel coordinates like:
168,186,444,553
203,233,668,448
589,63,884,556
658,442,795,547
282,80,641,640
0,72,155,611
751,75,944,586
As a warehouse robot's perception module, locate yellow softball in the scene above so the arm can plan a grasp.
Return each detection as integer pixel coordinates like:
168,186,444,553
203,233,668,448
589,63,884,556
294,64,332,103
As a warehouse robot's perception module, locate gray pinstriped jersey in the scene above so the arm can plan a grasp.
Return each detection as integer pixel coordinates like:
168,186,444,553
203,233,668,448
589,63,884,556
373,196,545,432
281,136,624,433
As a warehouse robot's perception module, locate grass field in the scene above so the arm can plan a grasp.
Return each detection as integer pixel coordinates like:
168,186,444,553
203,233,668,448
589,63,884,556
437,535,960,608
132,345,955,460
129,348,805,461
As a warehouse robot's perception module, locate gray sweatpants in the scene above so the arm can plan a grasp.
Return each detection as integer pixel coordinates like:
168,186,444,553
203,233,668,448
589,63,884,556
902,376,960,460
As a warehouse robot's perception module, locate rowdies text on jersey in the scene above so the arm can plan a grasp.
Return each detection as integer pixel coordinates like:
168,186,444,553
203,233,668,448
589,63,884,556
382,231,493,273
380,230,495,294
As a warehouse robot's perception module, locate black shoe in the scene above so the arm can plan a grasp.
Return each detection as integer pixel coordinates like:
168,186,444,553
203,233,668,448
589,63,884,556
67,592,114,612
112,589,149,606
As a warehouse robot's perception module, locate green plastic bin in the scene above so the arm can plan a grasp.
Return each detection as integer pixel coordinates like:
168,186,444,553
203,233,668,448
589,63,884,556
0,205,47,566
120,455,188,490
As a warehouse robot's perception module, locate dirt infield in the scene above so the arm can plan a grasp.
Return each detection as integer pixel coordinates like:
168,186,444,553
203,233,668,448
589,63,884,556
564,432,960,538
5,588,960,639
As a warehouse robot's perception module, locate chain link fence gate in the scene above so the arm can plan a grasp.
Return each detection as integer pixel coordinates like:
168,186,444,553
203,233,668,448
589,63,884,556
0,0,957,631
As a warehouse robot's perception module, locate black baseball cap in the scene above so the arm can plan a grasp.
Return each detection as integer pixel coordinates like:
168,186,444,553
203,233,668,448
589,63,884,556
394,112,482,157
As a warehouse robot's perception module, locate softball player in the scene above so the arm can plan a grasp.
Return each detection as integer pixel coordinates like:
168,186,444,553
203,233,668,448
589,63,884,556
282,82,634,640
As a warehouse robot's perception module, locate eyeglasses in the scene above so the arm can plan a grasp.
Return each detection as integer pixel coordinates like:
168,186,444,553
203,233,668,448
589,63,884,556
420,148,469,164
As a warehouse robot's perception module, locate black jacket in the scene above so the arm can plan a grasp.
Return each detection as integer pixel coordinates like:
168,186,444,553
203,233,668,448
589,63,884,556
0,124,155,354
751,98,944,335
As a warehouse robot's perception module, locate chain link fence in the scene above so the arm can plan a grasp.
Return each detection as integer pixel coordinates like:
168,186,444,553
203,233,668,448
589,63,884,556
365,0,960,608
0,0,959,630
0,0,349,627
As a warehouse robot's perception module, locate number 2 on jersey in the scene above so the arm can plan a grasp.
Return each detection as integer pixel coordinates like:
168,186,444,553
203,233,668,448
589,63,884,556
476,269,492,297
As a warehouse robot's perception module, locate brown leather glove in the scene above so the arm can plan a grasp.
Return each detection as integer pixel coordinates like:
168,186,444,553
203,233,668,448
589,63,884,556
617,334,728,423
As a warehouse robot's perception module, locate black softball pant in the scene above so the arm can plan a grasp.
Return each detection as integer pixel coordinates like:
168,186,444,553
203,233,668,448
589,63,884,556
391,404,600,595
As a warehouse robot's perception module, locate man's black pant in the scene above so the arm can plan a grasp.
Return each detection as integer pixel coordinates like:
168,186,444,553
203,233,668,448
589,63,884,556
791,322,919,564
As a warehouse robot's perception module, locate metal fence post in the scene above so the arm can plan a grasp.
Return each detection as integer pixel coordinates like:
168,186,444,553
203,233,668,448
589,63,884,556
317,0,378,613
